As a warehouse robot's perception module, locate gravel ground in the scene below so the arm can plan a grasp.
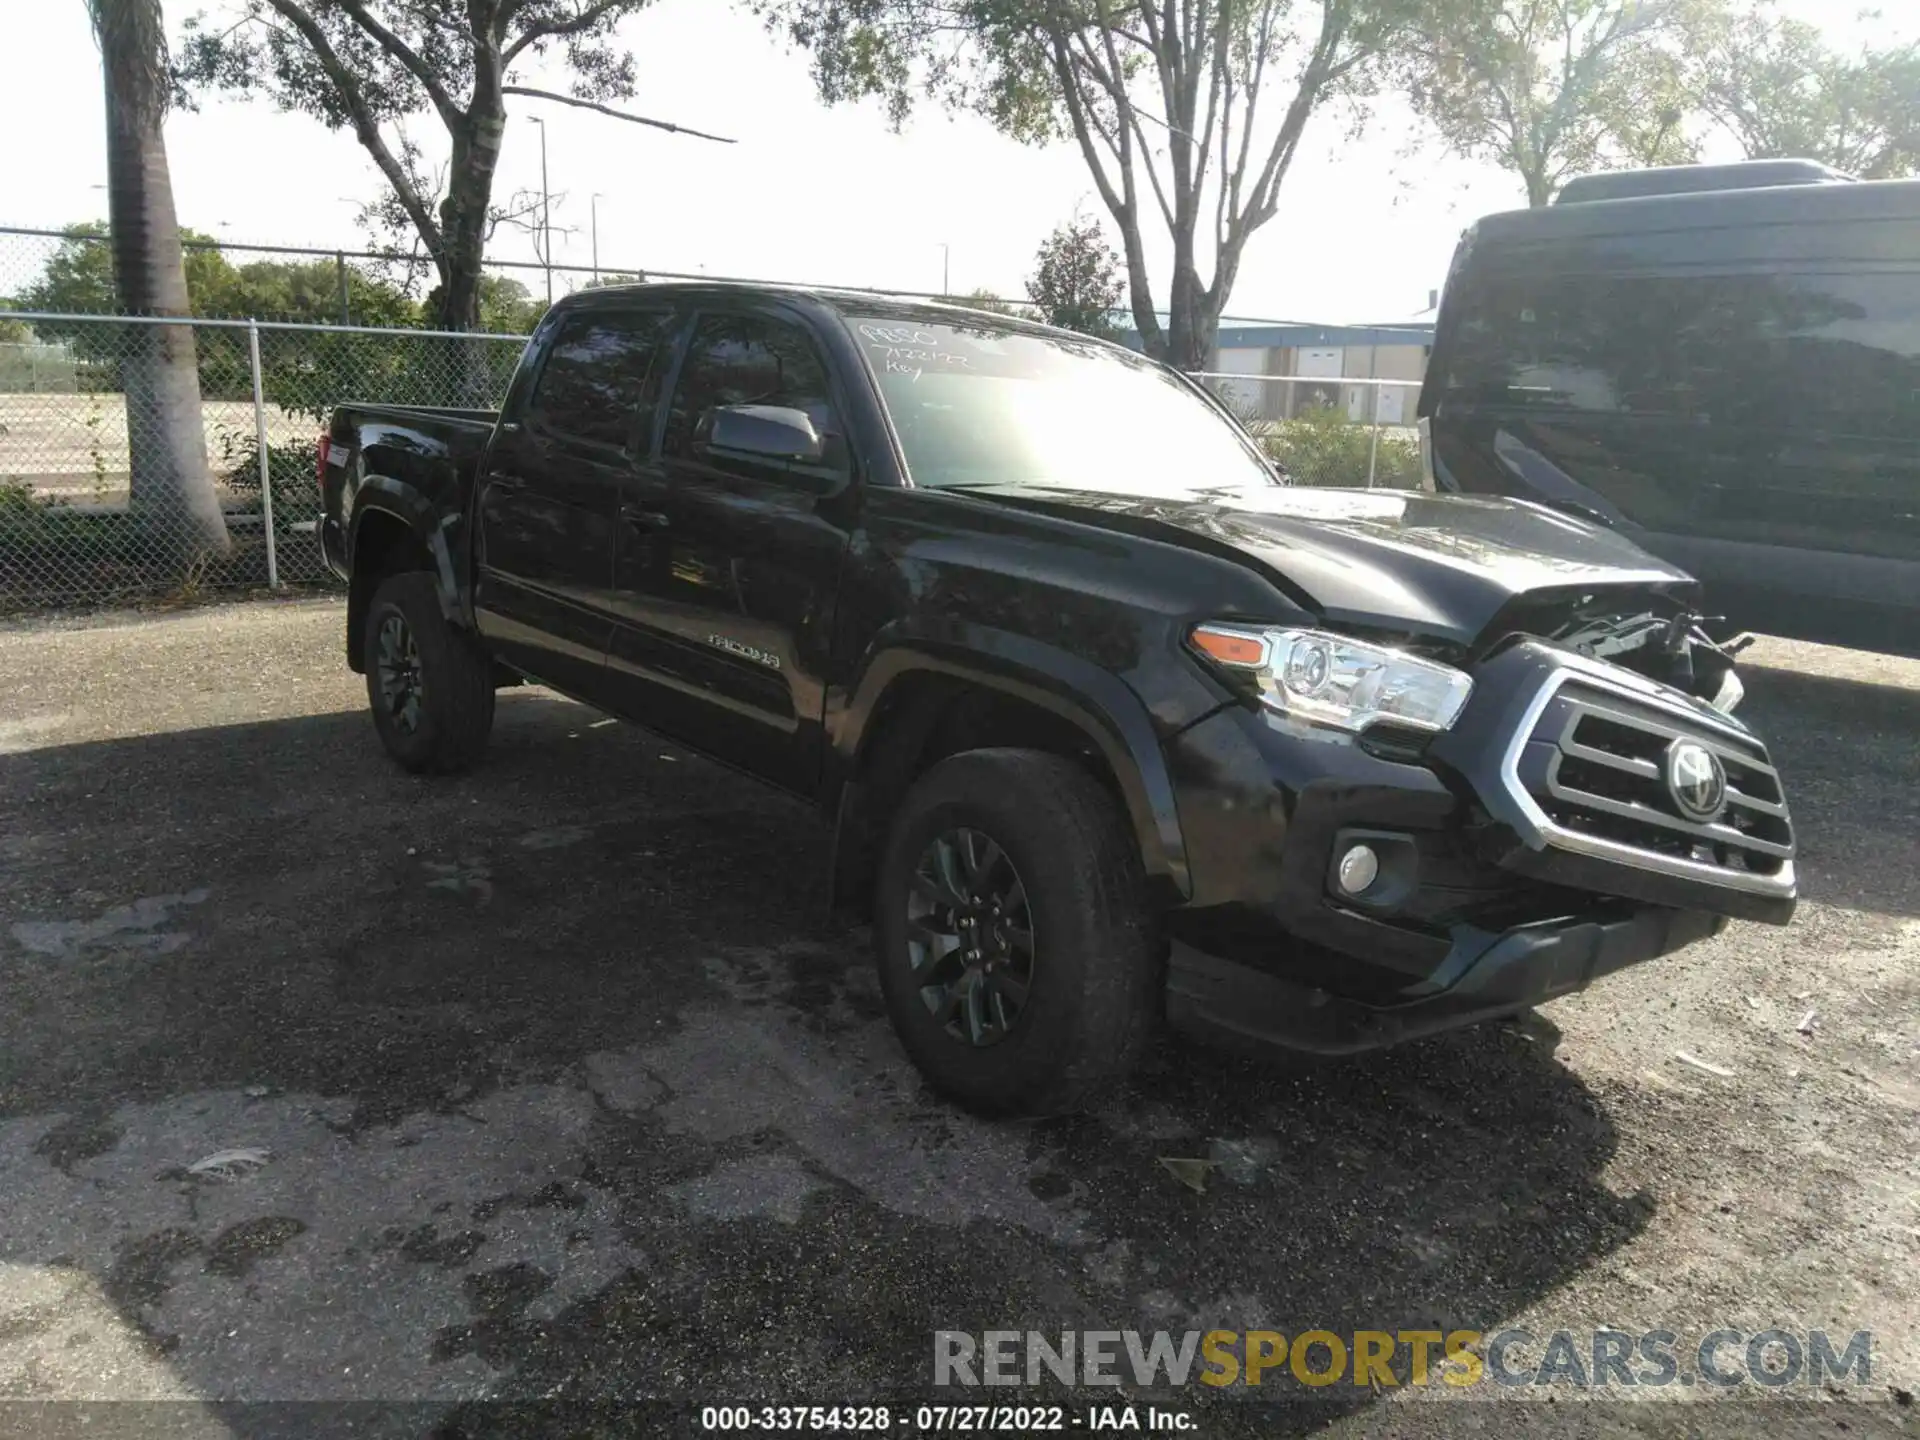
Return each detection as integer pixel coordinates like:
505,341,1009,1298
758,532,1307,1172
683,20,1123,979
0,599,1916,1439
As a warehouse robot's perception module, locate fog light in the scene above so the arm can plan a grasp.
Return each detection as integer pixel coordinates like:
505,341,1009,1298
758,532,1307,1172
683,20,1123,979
1336,844,1380,896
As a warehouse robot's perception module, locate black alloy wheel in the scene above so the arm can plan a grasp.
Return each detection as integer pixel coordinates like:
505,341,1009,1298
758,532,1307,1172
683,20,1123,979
374,611,425,736
873,748,1161,1116
361,571,495,774
904,826,1037,1047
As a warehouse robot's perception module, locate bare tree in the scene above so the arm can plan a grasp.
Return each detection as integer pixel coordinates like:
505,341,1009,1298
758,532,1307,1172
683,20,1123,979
91,0,230,560
177,1,733,330
760,0,1451,371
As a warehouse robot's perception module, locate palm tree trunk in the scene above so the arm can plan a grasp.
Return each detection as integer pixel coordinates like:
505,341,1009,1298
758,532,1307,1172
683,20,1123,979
92,0,229,563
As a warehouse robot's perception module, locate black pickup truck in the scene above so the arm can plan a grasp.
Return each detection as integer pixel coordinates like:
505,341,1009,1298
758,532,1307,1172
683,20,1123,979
319,283,1796,1116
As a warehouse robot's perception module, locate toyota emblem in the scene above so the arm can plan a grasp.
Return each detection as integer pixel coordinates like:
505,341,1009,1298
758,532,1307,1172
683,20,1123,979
1665,738,1729,822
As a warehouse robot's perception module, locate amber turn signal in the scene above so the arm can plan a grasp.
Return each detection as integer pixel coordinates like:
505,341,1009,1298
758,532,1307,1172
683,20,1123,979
1190,626,1268,668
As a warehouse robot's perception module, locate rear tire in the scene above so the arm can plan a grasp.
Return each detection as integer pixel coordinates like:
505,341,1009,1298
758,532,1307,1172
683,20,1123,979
363,571,495,774
873,748,1161,1117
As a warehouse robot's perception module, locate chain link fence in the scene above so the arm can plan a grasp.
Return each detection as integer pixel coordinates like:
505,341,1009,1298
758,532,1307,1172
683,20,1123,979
0,313,527,609
0,223,553,327
1196,373,1428,489
0,224,1044,329
1,225,1432,607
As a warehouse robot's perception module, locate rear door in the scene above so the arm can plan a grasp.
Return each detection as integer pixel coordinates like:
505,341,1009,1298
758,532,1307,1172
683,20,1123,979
605,304,856,792
474,307,677,694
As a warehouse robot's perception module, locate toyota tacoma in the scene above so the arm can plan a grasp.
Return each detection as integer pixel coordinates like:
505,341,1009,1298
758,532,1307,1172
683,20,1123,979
318,283,1796,1116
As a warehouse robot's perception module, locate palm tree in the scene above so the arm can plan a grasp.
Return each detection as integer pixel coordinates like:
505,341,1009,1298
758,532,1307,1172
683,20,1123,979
89,0,228,562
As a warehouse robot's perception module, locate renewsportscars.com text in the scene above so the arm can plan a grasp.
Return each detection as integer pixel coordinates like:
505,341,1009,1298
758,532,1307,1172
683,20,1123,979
933,1328,1873,1391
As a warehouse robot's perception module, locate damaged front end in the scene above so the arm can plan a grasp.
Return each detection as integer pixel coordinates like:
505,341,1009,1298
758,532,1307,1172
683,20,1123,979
1160,590,1796,1056
1420,590,1795,927
1466,584,1756,710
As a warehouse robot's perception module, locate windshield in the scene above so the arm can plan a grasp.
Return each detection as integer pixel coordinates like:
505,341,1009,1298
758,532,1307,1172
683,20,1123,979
846,317,1278,495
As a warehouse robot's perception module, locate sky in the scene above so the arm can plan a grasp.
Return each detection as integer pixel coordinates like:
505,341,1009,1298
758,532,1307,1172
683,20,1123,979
1,0,1903,327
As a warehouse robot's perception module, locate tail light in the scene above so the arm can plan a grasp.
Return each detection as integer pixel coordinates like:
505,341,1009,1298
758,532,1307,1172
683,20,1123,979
316,434,331,493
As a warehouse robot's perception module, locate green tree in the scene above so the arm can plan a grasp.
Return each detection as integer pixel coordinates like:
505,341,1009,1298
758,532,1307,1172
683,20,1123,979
10,225,487,436
759,0,1449,371
13,224,433,409
207,257,423,326
1698,14,1920,179
1398,0,1716,207
176,0,732,331
478,275,546,334
14,223,425,326
939,287,1016,315
1026,210,1124,338
89,0,229,559
15,221,234,316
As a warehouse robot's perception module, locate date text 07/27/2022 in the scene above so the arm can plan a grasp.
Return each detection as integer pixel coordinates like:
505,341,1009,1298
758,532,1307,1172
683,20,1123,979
697,1404,1195,1432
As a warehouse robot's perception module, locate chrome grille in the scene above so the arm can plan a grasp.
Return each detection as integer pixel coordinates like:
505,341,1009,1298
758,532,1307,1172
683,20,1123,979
1508,674,1795,894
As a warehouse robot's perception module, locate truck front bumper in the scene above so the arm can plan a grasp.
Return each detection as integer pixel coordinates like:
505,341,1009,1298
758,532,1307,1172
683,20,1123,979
1156,638,1790,1058
1165,903,1724,1057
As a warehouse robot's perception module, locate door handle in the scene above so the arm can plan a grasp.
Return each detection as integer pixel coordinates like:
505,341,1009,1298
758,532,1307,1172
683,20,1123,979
621,505,671,530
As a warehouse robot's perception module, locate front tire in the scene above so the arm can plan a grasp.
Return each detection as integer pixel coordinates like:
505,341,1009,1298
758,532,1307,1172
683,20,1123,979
873,748,1161,1117
363,571,495,774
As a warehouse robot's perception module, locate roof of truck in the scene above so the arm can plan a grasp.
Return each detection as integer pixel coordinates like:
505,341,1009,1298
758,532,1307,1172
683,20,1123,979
1470,171,1920,248
1553,159,1854,205
558,279,1124,348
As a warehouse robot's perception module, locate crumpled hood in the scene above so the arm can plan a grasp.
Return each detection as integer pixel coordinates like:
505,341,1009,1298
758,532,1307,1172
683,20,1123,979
963,482,1696,644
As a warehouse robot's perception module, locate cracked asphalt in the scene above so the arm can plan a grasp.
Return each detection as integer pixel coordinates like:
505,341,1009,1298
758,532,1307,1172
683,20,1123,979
1,597,1917,1440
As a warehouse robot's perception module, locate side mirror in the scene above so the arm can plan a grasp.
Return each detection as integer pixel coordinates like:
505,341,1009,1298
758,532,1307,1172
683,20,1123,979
707,404,826,464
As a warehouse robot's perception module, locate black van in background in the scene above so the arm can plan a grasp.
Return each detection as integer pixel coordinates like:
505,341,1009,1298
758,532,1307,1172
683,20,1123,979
1417,160,1920,658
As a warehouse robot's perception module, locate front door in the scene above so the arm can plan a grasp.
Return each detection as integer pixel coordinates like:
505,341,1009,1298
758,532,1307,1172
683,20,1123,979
608,306,855,793
474,307,676,695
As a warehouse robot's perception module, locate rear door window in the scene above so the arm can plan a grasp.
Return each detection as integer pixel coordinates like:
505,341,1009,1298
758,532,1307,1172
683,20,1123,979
526,310,677,451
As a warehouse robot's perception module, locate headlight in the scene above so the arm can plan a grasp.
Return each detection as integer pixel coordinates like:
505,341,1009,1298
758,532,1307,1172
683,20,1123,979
1191,624,1474,734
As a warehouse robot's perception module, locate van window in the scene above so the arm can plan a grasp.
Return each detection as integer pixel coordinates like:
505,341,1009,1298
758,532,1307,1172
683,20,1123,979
1764,271,1920,433
1441,264,1920,434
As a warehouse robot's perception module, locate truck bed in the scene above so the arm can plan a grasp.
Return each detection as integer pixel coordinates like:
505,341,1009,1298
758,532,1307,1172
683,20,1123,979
320,402,503,593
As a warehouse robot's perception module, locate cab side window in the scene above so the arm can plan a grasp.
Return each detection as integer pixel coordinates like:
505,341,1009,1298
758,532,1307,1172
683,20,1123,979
526,310,675,450
662,313,837,460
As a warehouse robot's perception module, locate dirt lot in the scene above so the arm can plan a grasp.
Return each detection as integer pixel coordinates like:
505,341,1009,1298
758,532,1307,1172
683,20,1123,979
0,598,1916,1439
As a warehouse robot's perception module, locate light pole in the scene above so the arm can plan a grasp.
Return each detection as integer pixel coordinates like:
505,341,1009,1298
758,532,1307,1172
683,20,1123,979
939,243,950,297
591,192,604,283
530,115,552,306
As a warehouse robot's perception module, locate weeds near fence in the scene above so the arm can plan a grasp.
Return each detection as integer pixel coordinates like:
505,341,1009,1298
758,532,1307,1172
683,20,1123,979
1256,404,1423,489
